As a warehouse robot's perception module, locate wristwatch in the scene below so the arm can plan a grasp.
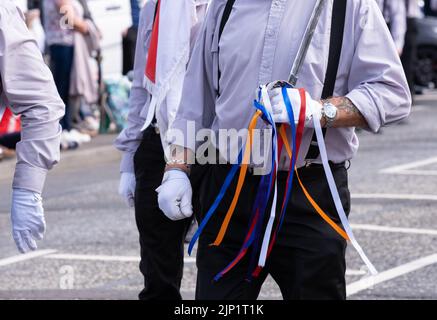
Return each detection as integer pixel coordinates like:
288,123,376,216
321,102,338,128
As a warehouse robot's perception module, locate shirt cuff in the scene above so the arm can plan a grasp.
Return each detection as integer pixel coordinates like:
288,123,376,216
13,164,48,194
346,90,382,133
120,152,135,173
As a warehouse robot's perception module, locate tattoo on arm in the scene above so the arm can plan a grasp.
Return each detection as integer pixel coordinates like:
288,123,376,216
324,97,369,129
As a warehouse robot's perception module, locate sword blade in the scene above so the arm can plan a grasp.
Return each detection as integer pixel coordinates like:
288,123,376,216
288,0,327,86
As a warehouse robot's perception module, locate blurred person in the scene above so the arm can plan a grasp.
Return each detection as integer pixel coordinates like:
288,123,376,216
42,0,91,148
157,0,411,300
69,0,101,137
424,0,437,16
402,0,421,98
122,0,142,75
114,0,209,300
376,0,407,55
0,0,65,253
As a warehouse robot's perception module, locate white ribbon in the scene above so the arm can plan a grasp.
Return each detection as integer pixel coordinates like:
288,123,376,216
140,96,158,132
311,106,378,275
258,85,279,268
254,88,377,275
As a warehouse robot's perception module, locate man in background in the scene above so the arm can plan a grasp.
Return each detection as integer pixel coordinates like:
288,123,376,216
376,0,407,56
402,0,421,98
122,0,142,75
424,0,437,17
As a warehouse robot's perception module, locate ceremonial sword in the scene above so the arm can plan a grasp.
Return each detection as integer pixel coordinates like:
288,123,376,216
273,0,327,88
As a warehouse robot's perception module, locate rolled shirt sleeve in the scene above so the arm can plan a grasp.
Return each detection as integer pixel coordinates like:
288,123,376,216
114,3,154,174
346,0,411,133
0,3,65,193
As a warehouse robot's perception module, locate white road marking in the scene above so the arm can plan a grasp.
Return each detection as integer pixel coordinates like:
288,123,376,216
352,193,437,201
44,253,140,262
382,170,437,176
380,156,437,175
346,269,367,276
347,254,437,296
43,253,196,264
351,224,437,236
0,249,57,267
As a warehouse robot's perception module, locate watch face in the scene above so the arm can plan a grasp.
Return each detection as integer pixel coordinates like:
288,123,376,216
324,104,337,119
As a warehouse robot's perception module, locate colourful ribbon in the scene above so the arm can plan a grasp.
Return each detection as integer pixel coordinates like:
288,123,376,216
213,90,278,281
188,110,262,255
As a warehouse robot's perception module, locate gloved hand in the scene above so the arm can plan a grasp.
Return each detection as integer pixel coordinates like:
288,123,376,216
11,188,46,254
118,172,136,207
156,169,193,221
265,83,323,126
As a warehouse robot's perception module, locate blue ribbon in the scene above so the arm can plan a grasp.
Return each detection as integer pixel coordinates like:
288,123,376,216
276,85,297,232
214,97,278,281
188,151,243,255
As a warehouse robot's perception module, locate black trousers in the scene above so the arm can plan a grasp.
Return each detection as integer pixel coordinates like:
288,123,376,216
401,18,418,97
0,132,20,150
122,26,138,75
134,128,192,300
193,163,350,300
49,45,74,131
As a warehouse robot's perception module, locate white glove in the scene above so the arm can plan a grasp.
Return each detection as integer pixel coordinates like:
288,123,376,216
11,188,46,254
266,83,323,126
118,172,136,207
156,169,193,221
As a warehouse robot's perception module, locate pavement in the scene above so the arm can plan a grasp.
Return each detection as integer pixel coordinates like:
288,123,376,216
0,92,437,300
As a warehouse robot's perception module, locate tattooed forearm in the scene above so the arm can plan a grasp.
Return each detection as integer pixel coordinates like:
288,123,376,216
323,97,369,129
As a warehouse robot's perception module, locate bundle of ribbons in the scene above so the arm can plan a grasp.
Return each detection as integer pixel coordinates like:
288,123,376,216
189,84,378,281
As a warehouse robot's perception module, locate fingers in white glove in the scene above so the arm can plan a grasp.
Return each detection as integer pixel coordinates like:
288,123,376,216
11,189,45,254
127,196,135,208
21,230,38,251
180,189,193,217
30,220,46,241
13,230,29,254
119,172,136,208
156,170,193,221
13,230,37,253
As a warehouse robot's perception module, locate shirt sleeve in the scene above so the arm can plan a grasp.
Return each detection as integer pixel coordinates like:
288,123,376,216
114,4,153,173
346,0,411,133
0,4,65,194
170,6,217,152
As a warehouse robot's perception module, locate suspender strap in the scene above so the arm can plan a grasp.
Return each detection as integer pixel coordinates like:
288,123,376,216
219,0,236,40
305,0,347,161
217,0,236,95
153,0,159,22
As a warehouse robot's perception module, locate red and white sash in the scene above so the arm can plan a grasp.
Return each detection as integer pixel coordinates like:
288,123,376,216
141,0,200,133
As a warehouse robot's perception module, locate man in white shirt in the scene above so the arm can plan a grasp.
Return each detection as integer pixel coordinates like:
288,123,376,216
114,0,209,300
1,1,65,253
158,0,411,300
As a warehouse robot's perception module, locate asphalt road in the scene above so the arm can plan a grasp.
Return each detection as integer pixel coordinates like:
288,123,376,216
0,92,436,300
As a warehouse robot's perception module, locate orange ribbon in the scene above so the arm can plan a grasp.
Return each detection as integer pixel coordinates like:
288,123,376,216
211,110,262,246
278,124,349,241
